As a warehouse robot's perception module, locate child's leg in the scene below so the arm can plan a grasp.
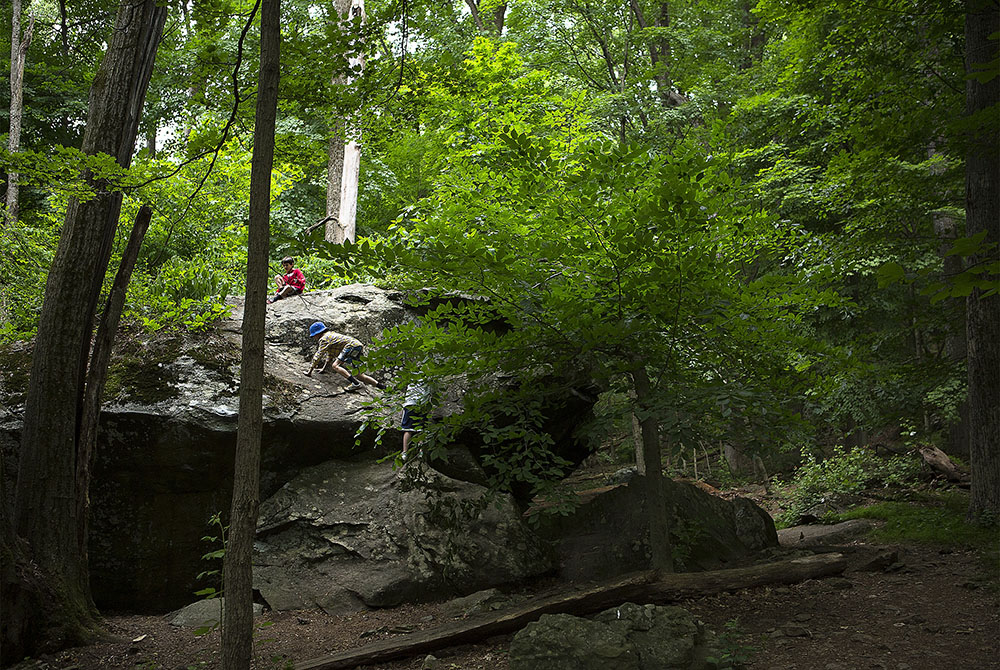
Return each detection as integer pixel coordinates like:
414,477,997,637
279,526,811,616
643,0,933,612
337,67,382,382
355,372,381,386
330,360,352,380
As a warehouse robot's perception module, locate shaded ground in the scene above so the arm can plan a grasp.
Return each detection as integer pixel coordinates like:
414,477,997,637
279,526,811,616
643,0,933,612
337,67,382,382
12,536,997,670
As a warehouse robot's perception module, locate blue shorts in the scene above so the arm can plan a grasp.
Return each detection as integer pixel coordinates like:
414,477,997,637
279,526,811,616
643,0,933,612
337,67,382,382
337,345,364,367
401,408,425,432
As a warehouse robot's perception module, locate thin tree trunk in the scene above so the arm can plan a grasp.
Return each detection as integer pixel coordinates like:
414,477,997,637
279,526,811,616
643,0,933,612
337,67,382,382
5,1,34,226
464,0,484,31
76,205,153,570
631,365,672,572
930,141,968,459
59,0,69,54
964,0,1000,523
629,0,684,108
11,0,166,655
221,0,278,664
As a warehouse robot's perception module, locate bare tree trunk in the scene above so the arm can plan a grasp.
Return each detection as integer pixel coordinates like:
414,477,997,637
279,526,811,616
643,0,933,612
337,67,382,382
964,0,1000,523
631,365,672,572
9,0,166,656
5,0,34,226
325,0,354,243
333,0,366,245
221,0,278,664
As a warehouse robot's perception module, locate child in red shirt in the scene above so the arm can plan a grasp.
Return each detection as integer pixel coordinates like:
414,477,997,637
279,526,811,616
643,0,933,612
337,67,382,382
268,256,305,303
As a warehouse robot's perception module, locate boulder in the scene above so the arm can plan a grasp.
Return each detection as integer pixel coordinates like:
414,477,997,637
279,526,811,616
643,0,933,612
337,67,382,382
253,459,552,614
167,598,263,628
1,285,591,612
535,477,778,580
508,602,723,670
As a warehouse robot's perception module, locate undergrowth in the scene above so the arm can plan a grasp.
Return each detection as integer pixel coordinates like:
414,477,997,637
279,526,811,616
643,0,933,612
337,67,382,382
775,446,923,527
834,490,993,546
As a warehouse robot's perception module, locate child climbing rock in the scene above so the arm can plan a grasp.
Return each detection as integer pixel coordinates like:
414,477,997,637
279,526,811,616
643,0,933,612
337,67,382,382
304,321,382,389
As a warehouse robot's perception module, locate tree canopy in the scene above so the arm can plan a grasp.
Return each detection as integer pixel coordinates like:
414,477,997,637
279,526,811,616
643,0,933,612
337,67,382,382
1,4,997,654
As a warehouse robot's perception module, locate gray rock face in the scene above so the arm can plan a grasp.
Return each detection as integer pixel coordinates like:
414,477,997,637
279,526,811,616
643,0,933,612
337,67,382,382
536,478,778,581
1,286,527,612
253,460,552,614
508,603,722,670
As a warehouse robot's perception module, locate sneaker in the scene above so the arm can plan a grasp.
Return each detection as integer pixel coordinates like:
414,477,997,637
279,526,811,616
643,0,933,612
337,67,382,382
266,297,275,304
346,379,363,391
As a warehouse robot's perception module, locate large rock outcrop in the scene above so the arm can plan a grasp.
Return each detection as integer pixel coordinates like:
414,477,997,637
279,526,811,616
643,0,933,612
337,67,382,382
0,285,589,611
253,460,552,614
1,284,778,615
536,477,777,580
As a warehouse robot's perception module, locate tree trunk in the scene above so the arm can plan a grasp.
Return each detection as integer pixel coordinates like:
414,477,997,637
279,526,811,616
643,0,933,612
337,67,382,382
77,205,153,567
294,554,847,670
221,0,279,666
629,0,685,108
631,365,672,572
330,0,366,245
5,0,33,227
931,143,968,459
9,0,166,656
964,0,1000,523
325,0,354,243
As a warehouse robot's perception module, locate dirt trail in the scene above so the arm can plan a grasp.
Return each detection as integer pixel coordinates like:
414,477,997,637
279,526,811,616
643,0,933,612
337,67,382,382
17,537,996,670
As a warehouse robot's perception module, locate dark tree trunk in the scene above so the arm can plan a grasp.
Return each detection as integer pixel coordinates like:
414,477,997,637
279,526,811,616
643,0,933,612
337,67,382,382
78,205,153,562
631,366,673,572
7,0,166,657
221,0,279,665
964,0,1000,523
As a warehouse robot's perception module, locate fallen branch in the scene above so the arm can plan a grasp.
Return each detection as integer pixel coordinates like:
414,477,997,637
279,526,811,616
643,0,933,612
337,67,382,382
294,552,847,670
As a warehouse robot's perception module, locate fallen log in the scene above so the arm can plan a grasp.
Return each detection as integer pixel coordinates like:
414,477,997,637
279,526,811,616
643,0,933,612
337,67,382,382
917,445,970,483
294,552,847,670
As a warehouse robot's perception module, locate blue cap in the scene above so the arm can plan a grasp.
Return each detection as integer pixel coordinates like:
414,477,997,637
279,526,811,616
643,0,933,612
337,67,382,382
309,322,327,337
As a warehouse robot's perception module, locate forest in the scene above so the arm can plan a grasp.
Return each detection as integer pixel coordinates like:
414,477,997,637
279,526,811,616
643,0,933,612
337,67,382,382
1,0,997,668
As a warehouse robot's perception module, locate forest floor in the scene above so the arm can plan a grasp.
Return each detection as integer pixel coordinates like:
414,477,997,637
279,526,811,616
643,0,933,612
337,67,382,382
13,488,1000,670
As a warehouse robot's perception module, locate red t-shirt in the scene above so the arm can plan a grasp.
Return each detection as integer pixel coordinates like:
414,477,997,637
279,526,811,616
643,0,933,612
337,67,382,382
282,268,306,291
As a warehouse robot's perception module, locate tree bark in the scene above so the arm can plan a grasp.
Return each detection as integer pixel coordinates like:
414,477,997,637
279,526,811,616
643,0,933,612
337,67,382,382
221,0,279,665
5,0,34,227
334,0,366,245
463,0,507,34
629,0,685,108
325,0,354,243
964,0,1000,523
9,0,166,656
77,205,153,568
631,365,672,572
294,553,847,670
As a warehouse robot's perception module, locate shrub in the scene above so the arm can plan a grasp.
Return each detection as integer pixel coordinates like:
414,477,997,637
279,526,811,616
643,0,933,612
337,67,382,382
777,445,922,526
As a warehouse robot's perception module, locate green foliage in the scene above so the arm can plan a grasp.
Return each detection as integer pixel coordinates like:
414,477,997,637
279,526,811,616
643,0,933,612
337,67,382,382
706,619,756,669
777,446,924,527
193,512,227,637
